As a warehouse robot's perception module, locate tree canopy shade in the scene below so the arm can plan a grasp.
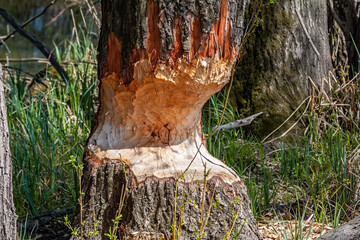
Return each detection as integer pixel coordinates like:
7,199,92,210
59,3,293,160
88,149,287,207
76,0,261,239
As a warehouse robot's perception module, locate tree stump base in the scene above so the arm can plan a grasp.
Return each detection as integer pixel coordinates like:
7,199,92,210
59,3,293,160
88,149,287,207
81,156,260,239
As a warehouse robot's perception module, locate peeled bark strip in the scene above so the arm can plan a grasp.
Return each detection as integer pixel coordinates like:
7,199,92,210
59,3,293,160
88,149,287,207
80,0,260,239
0,64,18,239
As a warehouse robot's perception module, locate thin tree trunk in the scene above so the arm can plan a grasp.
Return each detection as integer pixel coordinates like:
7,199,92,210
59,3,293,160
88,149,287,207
76,0,260,239
0,64,18,239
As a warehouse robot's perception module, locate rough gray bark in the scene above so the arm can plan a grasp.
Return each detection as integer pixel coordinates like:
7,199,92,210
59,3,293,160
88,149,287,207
231,0,349,137
77,0,261,239
0,64,18,239
81,160,259,239
317,216,360,240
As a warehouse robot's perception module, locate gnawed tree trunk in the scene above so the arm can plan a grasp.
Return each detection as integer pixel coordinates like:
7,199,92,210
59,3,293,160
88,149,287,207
78,0,260,239
0,64,18,239
231,0,358,137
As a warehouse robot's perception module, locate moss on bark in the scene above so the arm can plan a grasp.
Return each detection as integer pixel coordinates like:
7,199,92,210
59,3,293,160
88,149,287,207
231,0,332,137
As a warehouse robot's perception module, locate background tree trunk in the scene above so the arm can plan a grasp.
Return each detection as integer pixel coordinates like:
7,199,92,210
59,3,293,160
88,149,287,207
0,64,18,239
231,0,358,138
77,0,260,239
317,215,360,240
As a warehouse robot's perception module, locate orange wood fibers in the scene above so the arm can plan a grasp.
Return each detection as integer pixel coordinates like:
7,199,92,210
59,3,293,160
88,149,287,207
189,15,201,60
217,0,228,56
198,0,232,59
224,20,232,58
170,17,183,64
106,32,122,76
146,0,161,67
106,33,146,85
103,0,234,84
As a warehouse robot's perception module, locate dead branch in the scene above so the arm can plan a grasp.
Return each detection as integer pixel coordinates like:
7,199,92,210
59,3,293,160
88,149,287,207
212,112,263,131
0,8,69,82
0,1,55,46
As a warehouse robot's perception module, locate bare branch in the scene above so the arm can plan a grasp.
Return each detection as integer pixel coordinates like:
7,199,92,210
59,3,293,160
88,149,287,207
0,1,55,46
212,112,263,131
0,8,69,82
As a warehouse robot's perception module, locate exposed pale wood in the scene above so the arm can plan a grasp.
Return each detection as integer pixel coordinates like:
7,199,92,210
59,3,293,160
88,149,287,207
89,57,239,184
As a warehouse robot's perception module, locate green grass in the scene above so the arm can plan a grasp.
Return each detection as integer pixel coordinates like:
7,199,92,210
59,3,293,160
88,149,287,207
3,3,360,239
6,27,98,216
202,77,360,228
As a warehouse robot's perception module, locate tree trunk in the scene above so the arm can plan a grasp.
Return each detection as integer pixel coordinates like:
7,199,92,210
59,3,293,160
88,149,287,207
231,0,358,137
0,64,18,239
76,0,259,239
317,215,360,240
77,0,261,239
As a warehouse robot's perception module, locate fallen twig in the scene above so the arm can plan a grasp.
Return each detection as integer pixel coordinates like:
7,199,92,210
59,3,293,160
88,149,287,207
212,112,263,131
0,8,69,82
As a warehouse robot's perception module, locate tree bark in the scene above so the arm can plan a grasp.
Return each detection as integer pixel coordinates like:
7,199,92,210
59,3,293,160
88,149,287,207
77,0,260,239
317,215,360,240
231,0,358,137
0,64,18,239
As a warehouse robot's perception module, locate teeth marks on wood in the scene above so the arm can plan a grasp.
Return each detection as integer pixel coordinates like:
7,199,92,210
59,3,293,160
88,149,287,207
155,0,249,56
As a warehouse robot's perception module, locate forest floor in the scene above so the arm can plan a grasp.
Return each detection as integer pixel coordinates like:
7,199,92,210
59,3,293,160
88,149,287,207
258,219,332,240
